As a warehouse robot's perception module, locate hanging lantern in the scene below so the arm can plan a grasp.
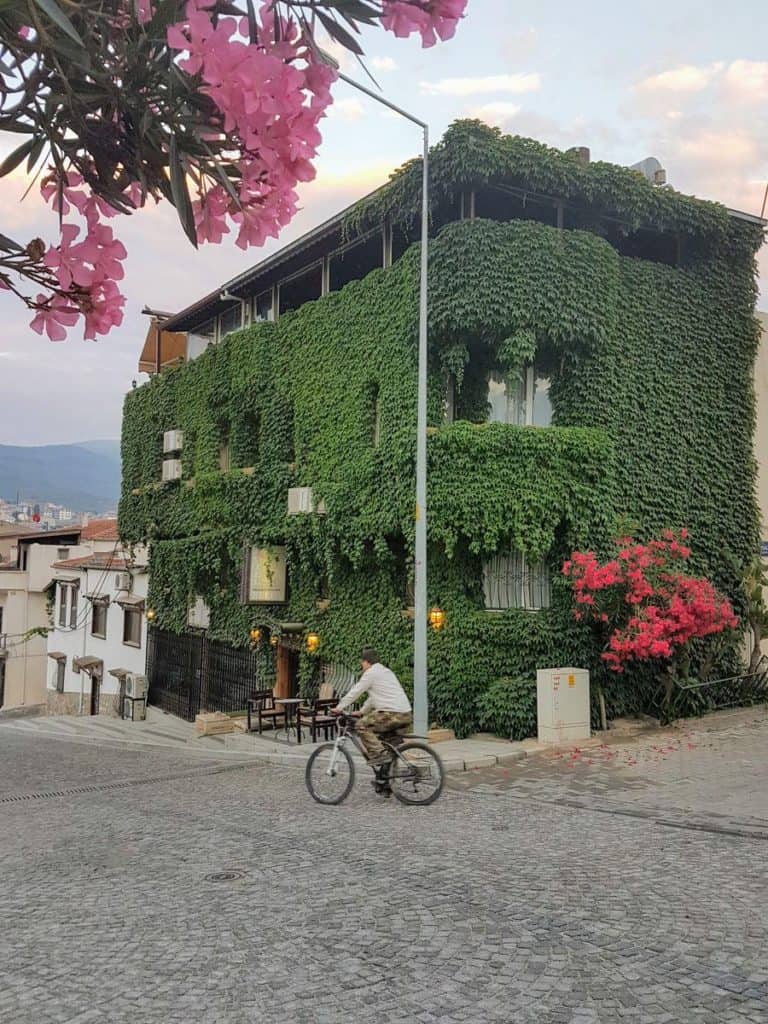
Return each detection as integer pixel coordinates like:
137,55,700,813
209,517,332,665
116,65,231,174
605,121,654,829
249,627,262,644
269,633,279,647
146,608,157,622
429,606,446,631
306,632,321,654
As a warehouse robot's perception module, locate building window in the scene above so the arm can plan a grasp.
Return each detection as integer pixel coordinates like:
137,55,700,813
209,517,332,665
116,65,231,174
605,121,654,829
278,264,323,317
69,586,78,630
56,659,65,694
218,303,242,339
57,547,69,561
487,364,552,427
123,608,142,647
91,601,107,639
444,374,456,424
483,551,551,611
253,289,274,323
328,232,383,293
58,584,68,627
187,317,216,360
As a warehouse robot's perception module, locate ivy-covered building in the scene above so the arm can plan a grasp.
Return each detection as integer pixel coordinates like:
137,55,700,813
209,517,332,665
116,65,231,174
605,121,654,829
120,121,765,735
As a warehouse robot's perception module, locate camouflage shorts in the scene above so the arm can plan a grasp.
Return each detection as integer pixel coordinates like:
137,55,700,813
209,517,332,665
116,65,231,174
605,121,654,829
356,710,412,763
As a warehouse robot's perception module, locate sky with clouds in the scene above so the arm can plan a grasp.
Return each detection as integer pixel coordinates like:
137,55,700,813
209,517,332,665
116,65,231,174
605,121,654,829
0,0,766,445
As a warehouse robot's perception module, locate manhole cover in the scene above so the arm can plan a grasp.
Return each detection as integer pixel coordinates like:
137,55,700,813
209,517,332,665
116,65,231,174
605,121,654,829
205,870,246,882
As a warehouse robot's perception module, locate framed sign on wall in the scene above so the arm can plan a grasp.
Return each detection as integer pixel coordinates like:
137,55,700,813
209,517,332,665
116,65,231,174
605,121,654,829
244,546,287,603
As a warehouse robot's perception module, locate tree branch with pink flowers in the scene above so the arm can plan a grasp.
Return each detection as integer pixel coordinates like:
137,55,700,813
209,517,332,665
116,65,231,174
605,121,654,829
0,0,468,340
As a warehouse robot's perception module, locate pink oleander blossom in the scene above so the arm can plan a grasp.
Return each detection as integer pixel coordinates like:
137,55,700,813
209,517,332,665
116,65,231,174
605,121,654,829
29,295,80,342
167,1,336,256
83,279,126,340
381,0,467,46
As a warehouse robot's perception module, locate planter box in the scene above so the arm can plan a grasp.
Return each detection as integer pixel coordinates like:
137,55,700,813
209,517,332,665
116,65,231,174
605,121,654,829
195,711,236,736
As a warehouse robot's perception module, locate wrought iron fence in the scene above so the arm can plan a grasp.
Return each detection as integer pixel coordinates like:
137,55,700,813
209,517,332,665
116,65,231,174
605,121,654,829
670,656,768,716
146,628,267,721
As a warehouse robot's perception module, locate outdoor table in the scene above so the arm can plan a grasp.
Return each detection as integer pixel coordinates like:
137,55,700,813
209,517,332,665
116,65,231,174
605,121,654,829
274,697,303,744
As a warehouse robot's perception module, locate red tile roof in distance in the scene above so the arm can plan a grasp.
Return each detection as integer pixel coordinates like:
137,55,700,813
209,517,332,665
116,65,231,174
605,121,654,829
80,519,119,541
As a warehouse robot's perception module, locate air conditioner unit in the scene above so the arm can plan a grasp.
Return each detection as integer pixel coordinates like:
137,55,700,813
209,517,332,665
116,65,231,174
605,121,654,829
125,672,148,699
163,429,184,453
287,487,326,516
187,596,211,630
162,459,182,482
114,572,131,592
123,697,146,721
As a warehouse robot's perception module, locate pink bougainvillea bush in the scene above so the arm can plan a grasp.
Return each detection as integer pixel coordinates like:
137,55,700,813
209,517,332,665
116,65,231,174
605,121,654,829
0,1,468,340
563,531,739,675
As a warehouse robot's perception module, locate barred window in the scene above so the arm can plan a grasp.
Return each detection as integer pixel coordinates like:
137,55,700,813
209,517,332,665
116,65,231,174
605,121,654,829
483,552,551,611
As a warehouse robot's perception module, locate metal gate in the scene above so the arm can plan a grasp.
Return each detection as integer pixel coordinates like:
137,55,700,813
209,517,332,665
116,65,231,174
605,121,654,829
146,628,267,721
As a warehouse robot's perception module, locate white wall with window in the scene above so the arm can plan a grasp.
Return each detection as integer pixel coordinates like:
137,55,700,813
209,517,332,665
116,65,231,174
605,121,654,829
483,551,551,611
46,560,149,715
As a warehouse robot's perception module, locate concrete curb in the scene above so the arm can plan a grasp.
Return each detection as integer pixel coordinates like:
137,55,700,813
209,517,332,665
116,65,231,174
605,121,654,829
216,743,530,774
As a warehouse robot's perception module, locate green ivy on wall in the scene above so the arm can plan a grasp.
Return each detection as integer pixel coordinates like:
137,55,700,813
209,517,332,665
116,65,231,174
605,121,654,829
120,121,763,735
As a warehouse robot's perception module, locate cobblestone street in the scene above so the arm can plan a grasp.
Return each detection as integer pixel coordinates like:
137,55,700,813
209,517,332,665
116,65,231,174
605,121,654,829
1,710,767,1024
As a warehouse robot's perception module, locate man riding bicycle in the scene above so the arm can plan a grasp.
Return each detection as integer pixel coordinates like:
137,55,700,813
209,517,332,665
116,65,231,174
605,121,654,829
333,648,412,772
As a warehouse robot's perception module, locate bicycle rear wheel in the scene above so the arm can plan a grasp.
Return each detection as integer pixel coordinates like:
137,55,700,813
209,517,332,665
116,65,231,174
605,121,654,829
388,741,444,805
306,742,355,805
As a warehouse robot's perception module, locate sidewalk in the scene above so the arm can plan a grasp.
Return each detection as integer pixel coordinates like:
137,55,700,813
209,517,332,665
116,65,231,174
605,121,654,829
210,704,768,774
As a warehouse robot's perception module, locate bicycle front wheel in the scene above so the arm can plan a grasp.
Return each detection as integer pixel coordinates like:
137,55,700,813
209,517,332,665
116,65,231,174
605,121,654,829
305,742,355,805
389,741,444,805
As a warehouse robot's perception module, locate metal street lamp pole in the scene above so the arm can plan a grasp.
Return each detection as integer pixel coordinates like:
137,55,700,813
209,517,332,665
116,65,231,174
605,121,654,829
333,70,430,736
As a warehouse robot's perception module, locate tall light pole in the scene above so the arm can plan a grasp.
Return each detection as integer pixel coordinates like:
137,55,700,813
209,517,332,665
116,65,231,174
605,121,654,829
325,64,430,736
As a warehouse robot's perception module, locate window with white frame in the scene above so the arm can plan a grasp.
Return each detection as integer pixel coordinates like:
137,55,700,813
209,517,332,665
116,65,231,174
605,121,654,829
58,583,68,627
253,289,274,323
55,659,65,693
123,608,142,647
187,317,216,361
91,599,108,639
483,551,551,611
443,374,456,424
218,303,243,339
58,582,78,629
487,364,552,427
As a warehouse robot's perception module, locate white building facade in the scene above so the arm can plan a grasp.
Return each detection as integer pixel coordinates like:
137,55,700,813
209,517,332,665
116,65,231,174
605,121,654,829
47,551,148,717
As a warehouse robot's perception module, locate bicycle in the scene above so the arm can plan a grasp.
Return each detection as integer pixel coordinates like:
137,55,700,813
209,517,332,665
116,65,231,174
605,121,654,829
305,712,444,806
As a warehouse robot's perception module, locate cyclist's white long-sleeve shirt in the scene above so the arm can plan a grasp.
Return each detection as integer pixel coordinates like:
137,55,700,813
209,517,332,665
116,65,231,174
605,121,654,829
337,663,412,715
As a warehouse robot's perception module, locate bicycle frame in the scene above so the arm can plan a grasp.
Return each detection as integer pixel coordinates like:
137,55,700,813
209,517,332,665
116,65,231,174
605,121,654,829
325,717,408,777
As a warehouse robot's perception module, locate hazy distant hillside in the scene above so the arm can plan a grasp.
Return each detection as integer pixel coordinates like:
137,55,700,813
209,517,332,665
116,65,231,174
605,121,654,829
0,440,121,513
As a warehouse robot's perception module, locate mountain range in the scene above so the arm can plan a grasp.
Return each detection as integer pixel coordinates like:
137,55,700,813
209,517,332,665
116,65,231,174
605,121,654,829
0,440,121,514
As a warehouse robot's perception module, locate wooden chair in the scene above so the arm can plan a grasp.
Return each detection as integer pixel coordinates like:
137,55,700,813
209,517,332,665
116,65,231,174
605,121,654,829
246,689,286,735
298,696,338,743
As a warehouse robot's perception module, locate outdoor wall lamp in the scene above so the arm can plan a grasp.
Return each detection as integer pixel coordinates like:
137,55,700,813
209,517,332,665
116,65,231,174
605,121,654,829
146,608,156,622
249,627,262,643
429,607,446,631
269,634,279,647
306,632,321,654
